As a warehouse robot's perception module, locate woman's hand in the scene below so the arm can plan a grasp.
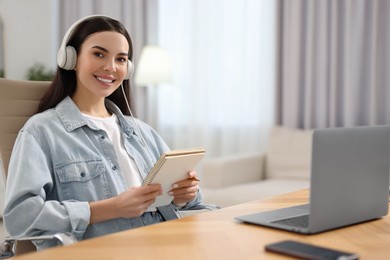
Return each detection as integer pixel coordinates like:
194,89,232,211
170,171,200,206
115,184,163,218
89,184,162,224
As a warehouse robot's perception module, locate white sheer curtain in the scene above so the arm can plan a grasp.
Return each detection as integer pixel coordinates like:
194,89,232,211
156,0,276,158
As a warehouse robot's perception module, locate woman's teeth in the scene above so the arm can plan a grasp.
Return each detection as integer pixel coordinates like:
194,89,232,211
96,77,114,83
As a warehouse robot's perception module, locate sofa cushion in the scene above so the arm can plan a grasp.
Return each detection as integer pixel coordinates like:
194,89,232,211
266,127,312,180
201,179,309,208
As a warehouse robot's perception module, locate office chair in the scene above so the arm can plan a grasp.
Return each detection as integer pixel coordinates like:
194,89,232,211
0,78,77,258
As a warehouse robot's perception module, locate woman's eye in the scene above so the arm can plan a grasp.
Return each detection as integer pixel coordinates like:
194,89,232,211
117,57,127,63
93,52,104,58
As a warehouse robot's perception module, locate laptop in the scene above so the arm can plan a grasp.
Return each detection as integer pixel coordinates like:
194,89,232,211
235,125,390,234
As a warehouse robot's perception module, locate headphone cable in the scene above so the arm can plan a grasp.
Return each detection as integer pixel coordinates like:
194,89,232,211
120,84,155,165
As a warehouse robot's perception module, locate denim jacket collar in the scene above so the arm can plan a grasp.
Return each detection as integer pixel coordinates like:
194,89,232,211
55,96,135,137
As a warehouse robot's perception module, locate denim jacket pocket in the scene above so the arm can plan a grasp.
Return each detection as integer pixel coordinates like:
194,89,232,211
56,160,110,201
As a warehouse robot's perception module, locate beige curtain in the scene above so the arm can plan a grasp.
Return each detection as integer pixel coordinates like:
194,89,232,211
276,0,390,129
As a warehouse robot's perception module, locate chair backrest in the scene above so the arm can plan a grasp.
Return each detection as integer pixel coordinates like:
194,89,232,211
0,78,50,179
0,78,50,255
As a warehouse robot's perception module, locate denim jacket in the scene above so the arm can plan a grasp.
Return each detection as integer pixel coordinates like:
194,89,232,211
3,97,203,250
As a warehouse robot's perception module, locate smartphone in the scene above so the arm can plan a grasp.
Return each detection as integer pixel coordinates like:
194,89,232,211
265,240,359,260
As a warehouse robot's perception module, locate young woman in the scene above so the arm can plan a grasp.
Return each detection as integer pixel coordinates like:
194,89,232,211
3,15,204,250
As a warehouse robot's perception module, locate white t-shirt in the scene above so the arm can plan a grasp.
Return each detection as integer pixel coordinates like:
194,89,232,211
83,113,143,188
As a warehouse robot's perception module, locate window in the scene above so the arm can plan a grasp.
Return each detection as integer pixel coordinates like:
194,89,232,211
156,0,276,157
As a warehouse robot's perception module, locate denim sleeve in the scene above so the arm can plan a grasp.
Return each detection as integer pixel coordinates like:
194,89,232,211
182,189,204,209
3,129,90,247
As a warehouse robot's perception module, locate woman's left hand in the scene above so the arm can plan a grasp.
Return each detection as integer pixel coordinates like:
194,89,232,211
170,171,200,206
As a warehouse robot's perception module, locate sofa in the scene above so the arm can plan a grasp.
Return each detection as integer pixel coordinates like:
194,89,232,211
200,127,313,208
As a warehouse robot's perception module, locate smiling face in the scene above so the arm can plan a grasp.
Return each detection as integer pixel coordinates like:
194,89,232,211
73,31,129,106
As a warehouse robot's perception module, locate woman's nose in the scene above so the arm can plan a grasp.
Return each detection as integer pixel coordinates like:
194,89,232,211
103,60,116,72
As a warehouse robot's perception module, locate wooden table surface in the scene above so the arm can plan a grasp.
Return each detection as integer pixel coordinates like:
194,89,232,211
13,189,390,259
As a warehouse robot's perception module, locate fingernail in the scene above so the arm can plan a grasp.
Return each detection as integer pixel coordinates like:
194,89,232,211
172,184,179,188
168,191,174,196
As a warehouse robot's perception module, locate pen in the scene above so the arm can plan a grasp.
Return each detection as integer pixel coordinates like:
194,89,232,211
189,177,200,182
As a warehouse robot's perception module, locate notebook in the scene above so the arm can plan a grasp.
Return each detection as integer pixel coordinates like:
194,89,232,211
143,148,205,209
235,125,390,234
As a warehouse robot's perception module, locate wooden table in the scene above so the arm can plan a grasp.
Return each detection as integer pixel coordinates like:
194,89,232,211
14,189,390,259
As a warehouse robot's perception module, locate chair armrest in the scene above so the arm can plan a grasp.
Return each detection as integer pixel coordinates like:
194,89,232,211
0,233,77,259
201,153,266,188
5,233,77,245
178,204,221,218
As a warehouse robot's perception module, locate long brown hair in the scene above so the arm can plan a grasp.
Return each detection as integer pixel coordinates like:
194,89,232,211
38,16,134,115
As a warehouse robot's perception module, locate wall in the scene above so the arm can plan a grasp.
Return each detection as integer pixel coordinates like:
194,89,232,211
0,0,58,80
0,0,59,216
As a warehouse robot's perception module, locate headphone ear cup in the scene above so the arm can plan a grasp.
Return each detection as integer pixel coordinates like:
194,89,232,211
57,46,77,70
124,60,134,80
63,46,78,70
57,48,67,69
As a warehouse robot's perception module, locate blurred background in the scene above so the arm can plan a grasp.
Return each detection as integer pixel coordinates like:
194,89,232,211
0,0,389,160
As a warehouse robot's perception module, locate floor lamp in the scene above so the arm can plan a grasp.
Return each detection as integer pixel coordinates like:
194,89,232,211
134,46,173,129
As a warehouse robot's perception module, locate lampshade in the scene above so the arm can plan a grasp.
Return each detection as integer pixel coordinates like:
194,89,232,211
134,46,173,86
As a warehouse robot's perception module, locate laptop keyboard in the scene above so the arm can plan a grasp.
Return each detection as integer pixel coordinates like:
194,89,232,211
271,214,309,228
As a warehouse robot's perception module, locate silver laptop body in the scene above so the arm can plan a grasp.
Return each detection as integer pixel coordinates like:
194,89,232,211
235,125,390,234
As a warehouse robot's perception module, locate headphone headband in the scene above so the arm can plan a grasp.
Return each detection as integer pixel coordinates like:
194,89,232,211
57,14,134,79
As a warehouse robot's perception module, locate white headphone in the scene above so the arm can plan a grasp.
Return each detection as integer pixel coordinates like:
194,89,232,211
57,15,134,80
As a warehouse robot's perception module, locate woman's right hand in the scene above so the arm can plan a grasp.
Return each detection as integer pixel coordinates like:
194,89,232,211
89,184,162,224
114,184,162,218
